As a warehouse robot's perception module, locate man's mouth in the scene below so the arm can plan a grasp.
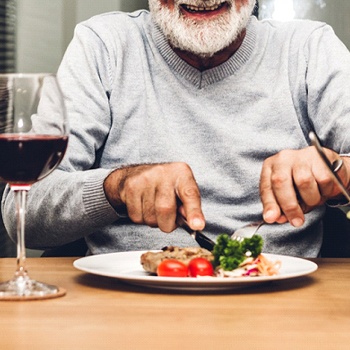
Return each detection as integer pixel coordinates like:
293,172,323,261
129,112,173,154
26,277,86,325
180,2,227,14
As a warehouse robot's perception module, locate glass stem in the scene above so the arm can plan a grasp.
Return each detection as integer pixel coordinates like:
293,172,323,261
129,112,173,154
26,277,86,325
14,189,29,278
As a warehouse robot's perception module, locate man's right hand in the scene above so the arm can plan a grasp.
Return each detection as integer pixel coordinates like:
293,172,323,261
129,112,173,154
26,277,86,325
103,162,205,233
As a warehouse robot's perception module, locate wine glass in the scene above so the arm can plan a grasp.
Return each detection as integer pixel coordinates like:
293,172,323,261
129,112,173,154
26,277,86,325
0,73,69,300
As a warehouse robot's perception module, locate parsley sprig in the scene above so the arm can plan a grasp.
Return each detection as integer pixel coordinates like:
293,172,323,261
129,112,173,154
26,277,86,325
212,234,263,271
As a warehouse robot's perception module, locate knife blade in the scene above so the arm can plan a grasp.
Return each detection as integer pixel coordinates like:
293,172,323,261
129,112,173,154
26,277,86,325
177,215,215,251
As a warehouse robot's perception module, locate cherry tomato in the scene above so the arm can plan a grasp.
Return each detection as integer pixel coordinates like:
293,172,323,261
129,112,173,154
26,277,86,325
157,259,188,277
188,258,214,277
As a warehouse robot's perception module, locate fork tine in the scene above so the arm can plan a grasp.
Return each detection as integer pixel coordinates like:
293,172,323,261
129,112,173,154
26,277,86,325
230,221,264,242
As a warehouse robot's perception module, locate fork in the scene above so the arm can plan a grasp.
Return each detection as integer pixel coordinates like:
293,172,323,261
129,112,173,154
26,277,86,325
230,220,264,242
177,215,264,250
309,131,350,203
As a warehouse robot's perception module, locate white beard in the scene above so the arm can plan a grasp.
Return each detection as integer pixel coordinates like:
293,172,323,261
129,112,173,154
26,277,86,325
149,0,256,57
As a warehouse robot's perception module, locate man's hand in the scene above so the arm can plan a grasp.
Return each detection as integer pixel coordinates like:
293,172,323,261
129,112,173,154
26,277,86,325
103,162,205,233
260,146,350,227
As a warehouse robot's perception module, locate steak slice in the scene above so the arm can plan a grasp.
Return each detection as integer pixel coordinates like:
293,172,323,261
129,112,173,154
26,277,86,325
140,246,213,274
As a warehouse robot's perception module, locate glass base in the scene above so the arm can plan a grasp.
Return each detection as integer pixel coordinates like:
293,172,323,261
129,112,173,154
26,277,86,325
0,275,65,300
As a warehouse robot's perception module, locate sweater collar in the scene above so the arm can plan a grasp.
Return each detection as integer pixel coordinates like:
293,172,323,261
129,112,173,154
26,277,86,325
151,16,257,88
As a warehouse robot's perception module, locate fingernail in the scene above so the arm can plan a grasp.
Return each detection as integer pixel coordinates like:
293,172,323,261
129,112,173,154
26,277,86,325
191,218,204,229
291,218,304,227
263,210,275,221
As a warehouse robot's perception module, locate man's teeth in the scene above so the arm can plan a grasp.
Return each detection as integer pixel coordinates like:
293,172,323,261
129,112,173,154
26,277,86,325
184,4,222,11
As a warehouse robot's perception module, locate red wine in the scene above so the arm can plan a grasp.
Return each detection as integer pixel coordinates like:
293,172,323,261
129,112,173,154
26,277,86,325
0,134,68,186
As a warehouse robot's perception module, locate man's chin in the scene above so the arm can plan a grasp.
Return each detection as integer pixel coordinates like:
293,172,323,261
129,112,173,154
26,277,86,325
151,0,254,59
167,20,239,58
171,40,231,59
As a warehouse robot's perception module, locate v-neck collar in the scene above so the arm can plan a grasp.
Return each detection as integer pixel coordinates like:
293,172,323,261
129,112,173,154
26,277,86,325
151,17,257,88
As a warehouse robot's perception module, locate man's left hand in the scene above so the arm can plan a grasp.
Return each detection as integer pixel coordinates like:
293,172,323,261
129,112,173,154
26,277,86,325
259,146,350,227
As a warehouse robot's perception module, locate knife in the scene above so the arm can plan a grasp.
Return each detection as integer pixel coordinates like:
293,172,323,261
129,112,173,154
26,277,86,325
177,215,215,251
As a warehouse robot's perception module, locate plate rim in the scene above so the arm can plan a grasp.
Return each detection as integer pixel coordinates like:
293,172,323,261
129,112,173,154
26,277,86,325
73,251,318,291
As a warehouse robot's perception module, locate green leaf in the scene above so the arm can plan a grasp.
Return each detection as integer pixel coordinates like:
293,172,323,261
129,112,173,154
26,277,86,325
212,233,264,271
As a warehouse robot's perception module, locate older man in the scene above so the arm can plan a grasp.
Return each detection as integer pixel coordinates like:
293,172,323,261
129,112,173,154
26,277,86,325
3,0,350,256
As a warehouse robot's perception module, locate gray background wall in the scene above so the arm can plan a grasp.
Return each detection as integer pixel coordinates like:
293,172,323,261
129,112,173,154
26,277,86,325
16,0,148,73
259,0,350,49
16,0,350,74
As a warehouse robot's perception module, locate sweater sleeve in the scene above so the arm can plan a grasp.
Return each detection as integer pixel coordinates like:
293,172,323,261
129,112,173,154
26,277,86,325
1,23,121,249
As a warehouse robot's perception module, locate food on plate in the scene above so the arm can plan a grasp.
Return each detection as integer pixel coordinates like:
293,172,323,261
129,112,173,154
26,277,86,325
140,234,281,278
188,257,214,277
213,234,281,277
157,259,189,277
156,257,215,277
212,234,264,271
213,234,280,277
216,253,281,277
141,246,213,274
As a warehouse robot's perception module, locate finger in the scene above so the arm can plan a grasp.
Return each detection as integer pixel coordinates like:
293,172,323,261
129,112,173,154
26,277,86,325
314,150,344,199
260,161,283,223
269,164,305,227
180,189,205,230
122,177,144,224
292,163,322,207
276,215,288,224
176,177,205,230
310,147,346,200
141,185,158,227
154,186,178,233
177,204,186,219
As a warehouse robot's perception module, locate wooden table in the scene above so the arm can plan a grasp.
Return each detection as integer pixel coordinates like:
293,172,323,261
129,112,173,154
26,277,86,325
0,257,350,350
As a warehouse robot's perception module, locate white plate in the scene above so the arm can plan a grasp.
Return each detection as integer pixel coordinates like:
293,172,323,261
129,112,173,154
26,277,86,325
73,251,318,291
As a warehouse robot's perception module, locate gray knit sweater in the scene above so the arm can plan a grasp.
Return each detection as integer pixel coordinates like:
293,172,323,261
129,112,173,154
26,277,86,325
3,11,350,257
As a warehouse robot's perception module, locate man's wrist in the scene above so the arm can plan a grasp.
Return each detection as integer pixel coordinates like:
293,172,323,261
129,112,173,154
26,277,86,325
103,169,125,208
